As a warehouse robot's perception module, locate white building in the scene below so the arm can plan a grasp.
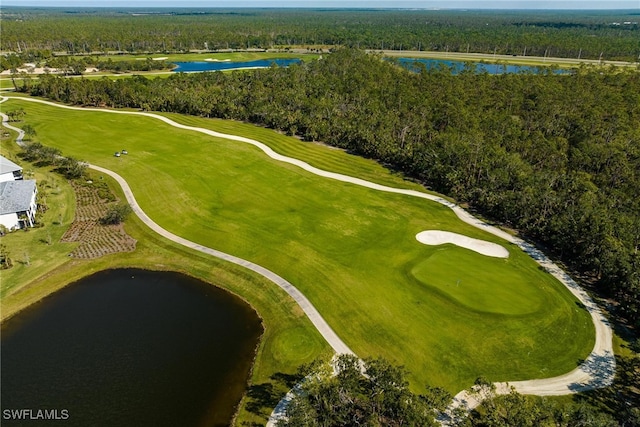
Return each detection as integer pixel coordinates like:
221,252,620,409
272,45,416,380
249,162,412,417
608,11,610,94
0,155,23,182
0,155,37,230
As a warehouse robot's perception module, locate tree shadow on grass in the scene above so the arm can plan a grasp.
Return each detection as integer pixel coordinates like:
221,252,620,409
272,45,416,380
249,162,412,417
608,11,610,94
270,372,301,388
244,371,303,419
245,382,278,418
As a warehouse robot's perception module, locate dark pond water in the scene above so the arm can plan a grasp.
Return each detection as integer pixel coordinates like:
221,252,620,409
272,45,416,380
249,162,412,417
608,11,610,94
1,268,263,427
172,58,301,72
392,57,571,75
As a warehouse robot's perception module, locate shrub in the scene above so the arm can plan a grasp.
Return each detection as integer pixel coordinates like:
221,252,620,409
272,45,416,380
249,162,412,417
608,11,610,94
0,243,13,269
100,203,132,225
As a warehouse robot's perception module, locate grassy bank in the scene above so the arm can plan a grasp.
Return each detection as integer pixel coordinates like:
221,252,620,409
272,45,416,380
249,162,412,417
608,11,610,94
1,98,595,399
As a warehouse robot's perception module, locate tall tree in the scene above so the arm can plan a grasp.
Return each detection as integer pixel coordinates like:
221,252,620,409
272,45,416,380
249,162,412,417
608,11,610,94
280,355,442,427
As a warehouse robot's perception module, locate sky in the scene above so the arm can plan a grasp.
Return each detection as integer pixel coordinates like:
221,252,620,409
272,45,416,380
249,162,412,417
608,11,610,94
3,0,639,9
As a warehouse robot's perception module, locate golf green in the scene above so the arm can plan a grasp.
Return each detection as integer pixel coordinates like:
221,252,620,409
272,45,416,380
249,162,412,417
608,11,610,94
410,247,545,315
4,98,594,393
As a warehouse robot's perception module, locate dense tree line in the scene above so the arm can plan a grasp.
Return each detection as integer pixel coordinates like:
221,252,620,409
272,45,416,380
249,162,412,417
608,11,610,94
278,355,634,426
1,8,639,61
21,142,86,179
279,355,445,426
24,50,640,331
463,372,638,427
461,390,623,427
464,345,640,427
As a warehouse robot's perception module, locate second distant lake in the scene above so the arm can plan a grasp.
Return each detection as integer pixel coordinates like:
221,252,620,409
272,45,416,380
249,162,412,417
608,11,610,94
391,57,571,74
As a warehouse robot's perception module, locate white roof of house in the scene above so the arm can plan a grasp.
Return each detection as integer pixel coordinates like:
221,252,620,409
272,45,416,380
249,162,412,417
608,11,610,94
0,155,22,175
0,180,36,215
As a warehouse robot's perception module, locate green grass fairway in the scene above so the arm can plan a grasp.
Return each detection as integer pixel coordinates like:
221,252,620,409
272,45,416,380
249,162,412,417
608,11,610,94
3,98,595,394
0,79,15,90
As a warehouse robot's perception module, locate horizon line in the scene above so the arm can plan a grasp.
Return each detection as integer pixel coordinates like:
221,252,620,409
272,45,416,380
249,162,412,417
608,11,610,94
2,5,639,9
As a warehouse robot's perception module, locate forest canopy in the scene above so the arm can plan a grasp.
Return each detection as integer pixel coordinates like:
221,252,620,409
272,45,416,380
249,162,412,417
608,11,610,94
1,8,639,61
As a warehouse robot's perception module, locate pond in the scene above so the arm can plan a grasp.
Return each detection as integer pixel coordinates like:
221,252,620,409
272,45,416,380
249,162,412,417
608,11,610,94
391,57,571,75
172,58,301,72
1,268,263,427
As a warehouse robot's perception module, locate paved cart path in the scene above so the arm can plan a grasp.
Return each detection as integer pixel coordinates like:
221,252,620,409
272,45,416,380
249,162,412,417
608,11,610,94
0,109,26,147
1,96,614,424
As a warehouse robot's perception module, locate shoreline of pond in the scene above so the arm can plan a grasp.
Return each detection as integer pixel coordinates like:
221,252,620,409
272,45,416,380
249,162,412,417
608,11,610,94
1,267,265,427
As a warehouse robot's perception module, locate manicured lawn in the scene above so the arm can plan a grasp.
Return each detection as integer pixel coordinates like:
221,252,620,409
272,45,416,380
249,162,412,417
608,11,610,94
159,112,434,192
2,98,594,397
0,78,17,90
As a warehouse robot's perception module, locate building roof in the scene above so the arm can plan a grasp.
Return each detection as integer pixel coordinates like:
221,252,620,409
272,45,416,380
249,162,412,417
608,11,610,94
0,155,23,176
0,180,36,215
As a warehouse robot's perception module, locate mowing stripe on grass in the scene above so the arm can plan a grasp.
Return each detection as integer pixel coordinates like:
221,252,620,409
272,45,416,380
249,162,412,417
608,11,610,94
89,165,356,357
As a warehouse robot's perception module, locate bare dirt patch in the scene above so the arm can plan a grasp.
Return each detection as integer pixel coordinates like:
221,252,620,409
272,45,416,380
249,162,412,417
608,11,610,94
61,180,136,259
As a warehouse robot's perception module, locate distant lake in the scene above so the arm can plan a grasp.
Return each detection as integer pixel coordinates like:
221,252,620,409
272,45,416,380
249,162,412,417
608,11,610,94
172,58,301,72
1,269,263,427
172,57,568,75
392,57,571,75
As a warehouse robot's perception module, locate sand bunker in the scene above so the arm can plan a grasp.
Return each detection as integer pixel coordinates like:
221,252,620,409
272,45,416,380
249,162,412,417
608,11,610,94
135,57,167,61
416,230,509,258
205,58,231,62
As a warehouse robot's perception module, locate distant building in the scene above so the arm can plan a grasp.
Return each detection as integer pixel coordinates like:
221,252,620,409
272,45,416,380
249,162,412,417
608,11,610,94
0,155,23,182
0,155,37,230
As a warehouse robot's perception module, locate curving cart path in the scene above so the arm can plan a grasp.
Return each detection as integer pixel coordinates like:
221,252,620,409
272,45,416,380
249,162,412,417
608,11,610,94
0,109,26,147
1,96,614,422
